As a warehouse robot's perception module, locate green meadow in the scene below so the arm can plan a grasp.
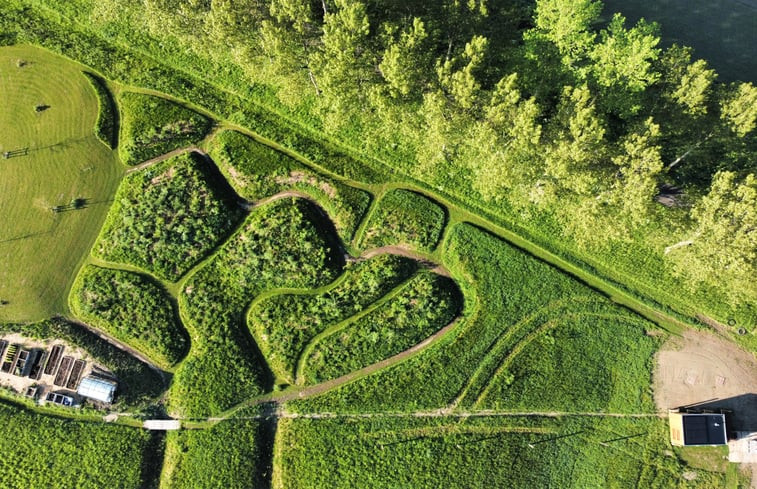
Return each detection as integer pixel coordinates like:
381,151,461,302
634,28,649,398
0,45,122,321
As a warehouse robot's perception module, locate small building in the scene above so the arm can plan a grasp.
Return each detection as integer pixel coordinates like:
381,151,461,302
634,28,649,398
669,409,728,446
77,376,117,404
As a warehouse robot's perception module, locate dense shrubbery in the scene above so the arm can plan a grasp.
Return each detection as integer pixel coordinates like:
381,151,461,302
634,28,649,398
0,318,164,406
300,271,461,384
291,223,655,413
83,72,118,148
276,416,723,488
359,190,447,252
170,198,343,416
249,254,418,383
70,266,188,367
0,401,156,489
162,416,272,489
118,91,212,165
207,130,372,244
94,151,245,281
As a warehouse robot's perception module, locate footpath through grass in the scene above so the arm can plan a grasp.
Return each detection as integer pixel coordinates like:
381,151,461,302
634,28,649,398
0,45,122,322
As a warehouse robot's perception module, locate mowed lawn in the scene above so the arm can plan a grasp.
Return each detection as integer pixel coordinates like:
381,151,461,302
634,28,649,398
602,0,757,83
0,45,122,321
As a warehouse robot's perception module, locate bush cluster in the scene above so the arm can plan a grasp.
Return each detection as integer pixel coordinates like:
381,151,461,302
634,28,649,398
249,254,418,383
118,92,212,165
359,189,446,252
94,151,245,281
83,72,118,148
207,130,371,244
70,265,188,368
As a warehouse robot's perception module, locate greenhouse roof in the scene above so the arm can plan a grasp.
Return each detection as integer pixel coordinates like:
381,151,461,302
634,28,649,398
77,376,117,403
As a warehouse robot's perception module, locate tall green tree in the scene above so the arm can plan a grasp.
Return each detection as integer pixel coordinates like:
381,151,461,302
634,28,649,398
378,18,432,99
541,84,607,203
589,14,661,118
667,171,757,302
469,73,543,201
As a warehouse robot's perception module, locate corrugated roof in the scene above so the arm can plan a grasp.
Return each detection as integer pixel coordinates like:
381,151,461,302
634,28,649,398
77,376,117,403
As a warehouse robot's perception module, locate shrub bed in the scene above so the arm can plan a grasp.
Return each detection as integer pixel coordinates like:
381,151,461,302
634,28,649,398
70,266,188,367
93,151,245,281
299,270,461,384
249,254,418,383
83,72,118,148
359,189,446,252
118,91,212,165
207,130,371,244
170,198,343,416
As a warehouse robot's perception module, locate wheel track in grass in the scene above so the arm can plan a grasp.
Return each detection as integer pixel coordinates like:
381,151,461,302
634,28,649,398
450,296,600,409
472,312,654,409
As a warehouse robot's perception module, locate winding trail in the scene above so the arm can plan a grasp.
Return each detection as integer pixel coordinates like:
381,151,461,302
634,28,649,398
63,317,170,386
124,145,199,174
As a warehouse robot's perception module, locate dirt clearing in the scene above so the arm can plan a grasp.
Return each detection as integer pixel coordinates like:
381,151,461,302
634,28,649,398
655,329,757,431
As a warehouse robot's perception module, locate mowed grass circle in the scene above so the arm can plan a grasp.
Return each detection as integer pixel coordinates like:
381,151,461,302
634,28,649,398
0,45,122,321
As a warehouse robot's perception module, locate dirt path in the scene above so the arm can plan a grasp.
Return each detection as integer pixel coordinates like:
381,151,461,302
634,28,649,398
64,317,170,387
209,407,662,422
362,245,451,277
125,145,200,174
654,328,757,431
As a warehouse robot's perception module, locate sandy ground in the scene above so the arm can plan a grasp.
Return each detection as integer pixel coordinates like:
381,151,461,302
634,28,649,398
654,329,757,429
655,328,757,487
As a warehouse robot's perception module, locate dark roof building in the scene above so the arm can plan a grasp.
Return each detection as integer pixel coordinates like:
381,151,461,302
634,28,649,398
669,410,728,446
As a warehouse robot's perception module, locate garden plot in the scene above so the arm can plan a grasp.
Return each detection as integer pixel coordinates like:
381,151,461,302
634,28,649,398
0,332,103,405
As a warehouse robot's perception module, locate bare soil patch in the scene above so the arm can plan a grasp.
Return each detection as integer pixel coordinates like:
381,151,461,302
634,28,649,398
655,329,757,431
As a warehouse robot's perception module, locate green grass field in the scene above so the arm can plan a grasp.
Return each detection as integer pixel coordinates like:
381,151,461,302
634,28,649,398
0,45,122,321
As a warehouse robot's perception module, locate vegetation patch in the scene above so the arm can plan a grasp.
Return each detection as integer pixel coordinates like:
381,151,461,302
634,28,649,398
161,416,272,489
170,198,343,416
249,254,418,384
70,266,188,368
0,317,164,407
299,270,461,384
0,400,157,489
93,151,245,281
358,189,446,252
83,72,118,148
291,224,656,414
118,91,212,165
476,310,657,412
275,416,723,488
207,130,371,244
